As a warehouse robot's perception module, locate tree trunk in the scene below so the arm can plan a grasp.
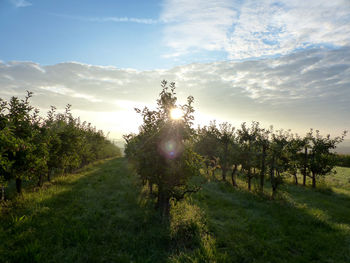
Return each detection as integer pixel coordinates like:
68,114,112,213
47,170,51,182
16,178,22,194
270,155,276,197
231,164,238,187
303,146,308,186
1,186,5,201
206,162,210,177
247,142,251,191
312,172,316,188
222,142,228,181
248,168,252,191
260,145,266,191
149,182,153,195
38,174,44,187
222,168,226,181
294,172,298,185
158,190,170,218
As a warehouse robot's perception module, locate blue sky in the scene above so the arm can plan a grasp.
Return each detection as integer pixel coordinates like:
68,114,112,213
1,0,173,69
4,0,348,70
1,0,231,69
1,0,349,142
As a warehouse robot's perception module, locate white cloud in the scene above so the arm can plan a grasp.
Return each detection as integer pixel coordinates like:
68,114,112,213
52,14,158,25
160,0,237,54
10,0,31,8
161,0,350,59
0,47,349,137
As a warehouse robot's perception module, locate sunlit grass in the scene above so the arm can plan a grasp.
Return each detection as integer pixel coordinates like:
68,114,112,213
1,160,350,262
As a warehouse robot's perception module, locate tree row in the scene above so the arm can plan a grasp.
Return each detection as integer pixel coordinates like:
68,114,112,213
0,92,121,199
124,81,346,218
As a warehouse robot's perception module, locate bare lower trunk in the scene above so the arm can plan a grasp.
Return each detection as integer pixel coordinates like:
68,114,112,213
248,167,252,191
38,174,44,187
294,172,298,185
231,164,238,187
303,146,308,186
16,178,22,194
149,182,153,194
212,168,216,181
206,163,210,177
222,142,228,181
158,190,170,218
270,155,276,198
1,186,5,201
222,169,227,181
312,172,316,188
260,146,266,191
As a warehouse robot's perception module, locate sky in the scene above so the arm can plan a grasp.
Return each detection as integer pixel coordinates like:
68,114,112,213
1,0,350,144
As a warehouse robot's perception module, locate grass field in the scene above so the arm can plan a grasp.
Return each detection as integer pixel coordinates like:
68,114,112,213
1,158,350,262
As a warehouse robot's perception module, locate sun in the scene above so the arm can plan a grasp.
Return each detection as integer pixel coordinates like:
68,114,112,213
170,108,182,120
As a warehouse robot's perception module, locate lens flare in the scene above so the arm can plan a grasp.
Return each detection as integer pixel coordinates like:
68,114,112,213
159,138,183,159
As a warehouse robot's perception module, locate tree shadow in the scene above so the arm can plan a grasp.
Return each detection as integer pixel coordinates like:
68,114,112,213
1,158,172,262
281,182,350,227
192,181,350,263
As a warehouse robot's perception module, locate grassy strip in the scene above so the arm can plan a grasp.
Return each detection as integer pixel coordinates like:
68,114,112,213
1,158,172,262
1,159,350,262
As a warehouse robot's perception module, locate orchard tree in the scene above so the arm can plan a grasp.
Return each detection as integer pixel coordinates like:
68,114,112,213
6,92,37,194
124,81,203,217
0,98,18,199
227,132,241,187
285,134,304,185
217,122,235,181
301,131,312,186
269,129,290,197
0,91,121,197
44,106,63,181
308,130,346,188
256,127,271,191
194,122,220,179
237,122,260,191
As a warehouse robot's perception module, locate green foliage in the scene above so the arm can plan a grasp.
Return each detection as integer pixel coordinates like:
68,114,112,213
194,118,346,195
0,92,121,198
124,81,203,217
335,154,350,167
307,129,347,187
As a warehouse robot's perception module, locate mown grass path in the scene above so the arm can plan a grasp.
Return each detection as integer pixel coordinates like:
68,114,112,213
1,158,350,262
1,158,170,262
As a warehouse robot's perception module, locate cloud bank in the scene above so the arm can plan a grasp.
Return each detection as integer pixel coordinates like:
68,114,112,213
0,47,349,138
161,0,350,59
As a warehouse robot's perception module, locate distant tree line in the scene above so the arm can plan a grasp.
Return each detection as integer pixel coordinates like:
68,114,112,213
195,121,346,196
124,81,347,218
335,154,350,168
0,92,121,200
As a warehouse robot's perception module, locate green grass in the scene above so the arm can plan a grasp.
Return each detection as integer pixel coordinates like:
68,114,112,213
1,160,350,262
324,166,350,190
1,158,172,262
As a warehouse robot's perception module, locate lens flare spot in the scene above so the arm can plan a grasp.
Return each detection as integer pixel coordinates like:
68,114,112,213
159,139,181,159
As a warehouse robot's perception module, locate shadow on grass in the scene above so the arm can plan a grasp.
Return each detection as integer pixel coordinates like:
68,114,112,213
3,159,349,262
1,158,171,263
281,182,350,227
192,180,350,263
